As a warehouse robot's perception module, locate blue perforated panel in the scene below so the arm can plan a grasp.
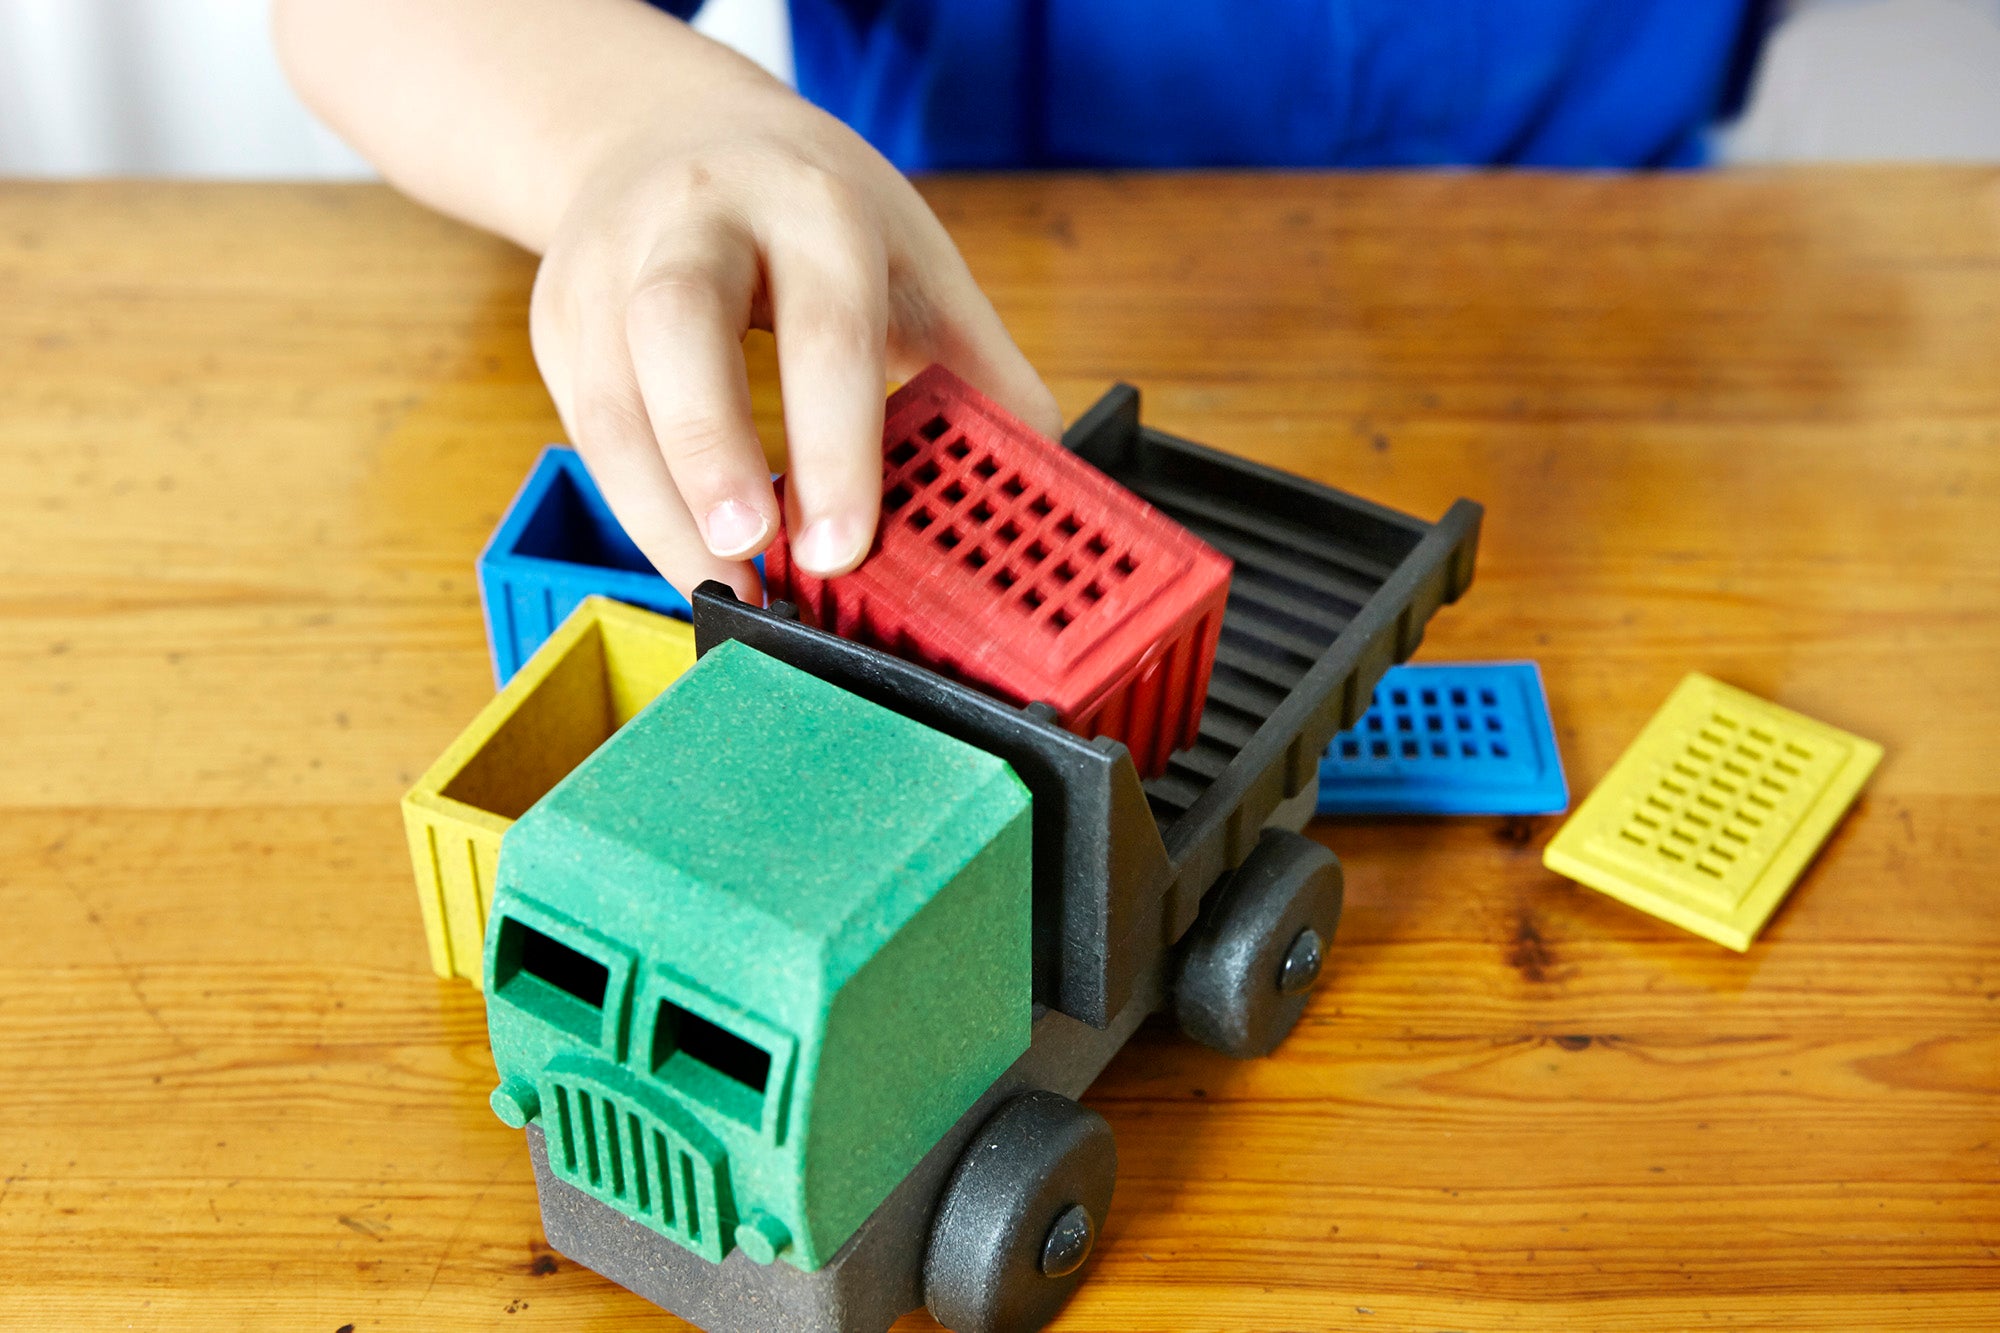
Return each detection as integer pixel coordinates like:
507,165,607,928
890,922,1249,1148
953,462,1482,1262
1317,662,1568,816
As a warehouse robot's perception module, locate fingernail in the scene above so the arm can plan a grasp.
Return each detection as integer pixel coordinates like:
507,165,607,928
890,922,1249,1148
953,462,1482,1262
795,515,865,575
702,499,770,559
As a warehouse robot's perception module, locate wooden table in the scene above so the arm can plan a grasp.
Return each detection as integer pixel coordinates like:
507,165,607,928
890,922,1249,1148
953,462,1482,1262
1,171,1995,1331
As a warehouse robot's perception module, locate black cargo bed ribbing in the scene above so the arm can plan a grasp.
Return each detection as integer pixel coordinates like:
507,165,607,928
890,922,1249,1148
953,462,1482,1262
1062,385,1482,899
1140,489,1400,823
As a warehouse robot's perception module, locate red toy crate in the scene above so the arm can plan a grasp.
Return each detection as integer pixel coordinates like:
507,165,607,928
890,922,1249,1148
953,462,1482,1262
766,365,1232,778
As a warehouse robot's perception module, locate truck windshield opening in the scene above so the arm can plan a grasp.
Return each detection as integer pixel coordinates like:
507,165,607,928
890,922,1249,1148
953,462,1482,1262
512,922,609,1009
656,1000,771,1094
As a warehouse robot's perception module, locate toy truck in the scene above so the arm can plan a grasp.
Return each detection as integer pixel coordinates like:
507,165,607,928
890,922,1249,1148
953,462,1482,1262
479,383,1483,1333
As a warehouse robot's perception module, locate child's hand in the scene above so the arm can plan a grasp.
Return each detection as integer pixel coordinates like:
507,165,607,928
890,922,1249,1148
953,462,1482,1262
275,0,1058,601
532,71,1059,601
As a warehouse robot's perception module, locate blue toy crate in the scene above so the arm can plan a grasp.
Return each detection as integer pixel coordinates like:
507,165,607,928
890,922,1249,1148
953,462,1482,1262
478,446,692,684
1317,661,1568,817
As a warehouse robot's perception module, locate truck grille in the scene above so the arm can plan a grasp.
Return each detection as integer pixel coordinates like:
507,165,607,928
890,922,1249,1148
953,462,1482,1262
540,1055,734,1263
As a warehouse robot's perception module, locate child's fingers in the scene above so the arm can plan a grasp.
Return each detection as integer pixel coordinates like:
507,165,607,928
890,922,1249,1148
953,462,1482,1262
565,325,763,602
764,186,890,578
624,221,781,564
896,232,1063,441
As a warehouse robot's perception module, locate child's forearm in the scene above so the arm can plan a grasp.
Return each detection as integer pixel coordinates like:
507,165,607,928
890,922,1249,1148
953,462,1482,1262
274,0,768,254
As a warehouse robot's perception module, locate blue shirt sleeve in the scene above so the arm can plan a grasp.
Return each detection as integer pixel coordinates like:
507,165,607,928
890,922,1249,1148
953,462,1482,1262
651,1,1756,170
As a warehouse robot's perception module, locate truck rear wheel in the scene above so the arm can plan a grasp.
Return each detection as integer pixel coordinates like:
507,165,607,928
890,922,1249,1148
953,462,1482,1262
1174,827,1344,1059
923,1090,1117,1333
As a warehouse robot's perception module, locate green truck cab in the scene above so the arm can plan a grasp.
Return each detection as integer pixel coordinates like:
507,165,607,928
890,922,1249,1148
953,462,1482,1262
484,638,1033,1271
475,383,1483,1333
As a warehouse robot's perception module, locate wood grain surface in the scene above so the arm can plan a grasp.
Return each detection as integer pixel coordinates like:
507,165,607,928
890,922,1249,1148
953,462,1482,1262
0,171,1995,1331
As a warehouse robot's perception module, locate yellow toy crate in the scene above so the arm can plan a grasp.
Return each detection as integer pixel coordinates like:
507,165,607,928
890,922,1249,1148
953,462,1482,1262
403,595,697,987
1544,673,1882,951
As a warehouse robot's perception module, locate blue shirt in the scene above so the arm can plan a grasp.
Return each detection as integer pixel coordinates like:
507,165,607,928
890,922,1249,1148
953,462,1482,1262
659,2,1758,169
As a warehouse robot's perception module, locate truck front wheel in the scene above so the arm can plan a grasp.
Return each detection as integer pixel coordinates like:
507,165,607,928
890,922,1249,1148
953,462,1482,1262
923,1090,1118,1333
1174,827,1345,1058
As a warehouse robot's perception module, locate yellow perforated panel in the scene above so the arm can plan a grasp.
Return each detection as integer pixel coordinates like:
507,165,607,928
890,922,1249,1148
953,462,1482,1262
1543,674,1881,951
